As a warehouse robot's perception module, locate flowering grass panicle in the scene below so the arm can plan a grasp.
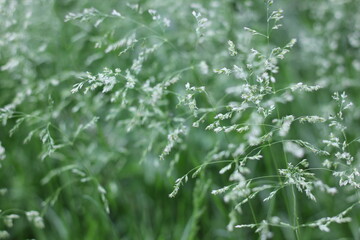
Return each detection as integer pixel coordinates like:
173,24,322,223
1,0,360,239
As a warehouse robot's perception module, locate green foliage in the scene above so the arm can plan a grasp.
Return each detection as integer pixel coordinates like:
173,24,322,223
1,0,360,239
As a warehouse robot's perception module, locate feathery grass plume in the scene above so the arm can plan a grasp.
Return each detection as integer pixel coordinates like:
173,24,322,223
1,0,360,239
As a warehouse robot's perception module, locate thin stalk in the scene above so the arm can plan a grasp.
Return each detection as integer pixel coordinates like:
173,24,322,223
265,1,300,239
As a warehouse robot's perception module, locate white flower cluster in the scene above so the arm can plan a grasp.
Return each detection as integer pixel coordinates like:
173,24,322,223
26,211,45,229
279,160,316,201
148,9,171,27
160,126,188,161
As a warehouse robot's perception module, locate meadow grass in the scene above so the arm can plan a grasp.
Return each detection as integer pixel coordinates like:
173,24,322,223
1,0,360,239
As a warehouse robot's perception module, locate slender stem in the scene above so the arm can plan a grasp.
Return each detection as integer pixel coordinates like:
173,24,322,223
291,186,300,240
249,200,258,225
265,1,300,239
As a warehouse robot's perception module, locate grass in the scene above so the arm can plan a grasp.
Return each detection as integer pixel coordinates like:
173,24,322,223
1,0,360,239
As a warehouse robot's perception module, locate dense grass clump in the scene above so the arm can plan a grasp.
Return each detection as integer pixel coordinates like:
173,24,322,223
1,0,360,239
